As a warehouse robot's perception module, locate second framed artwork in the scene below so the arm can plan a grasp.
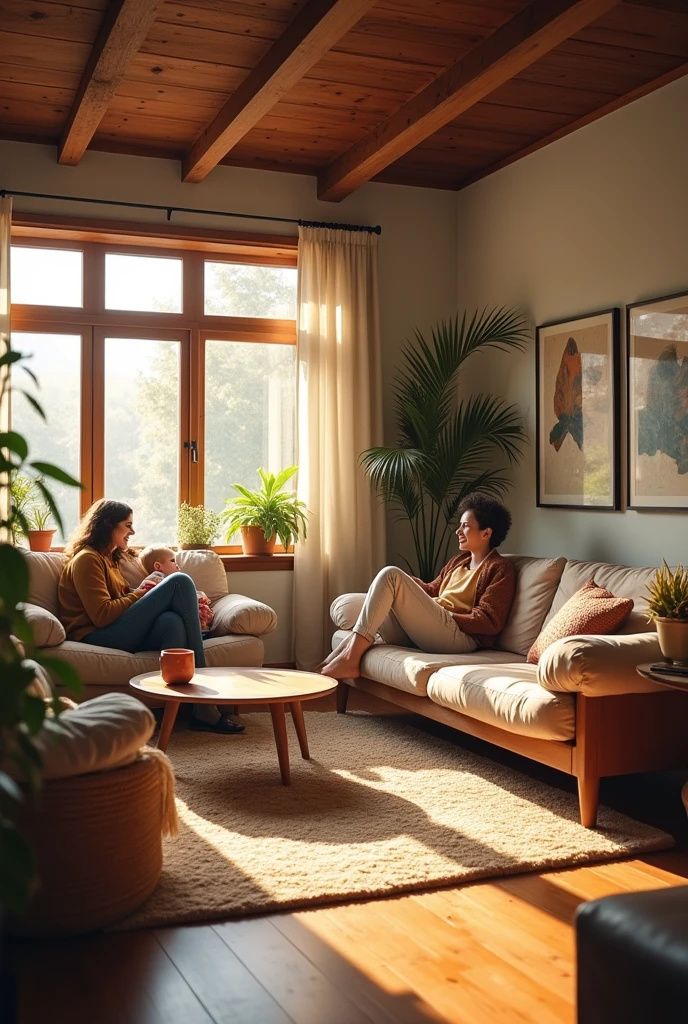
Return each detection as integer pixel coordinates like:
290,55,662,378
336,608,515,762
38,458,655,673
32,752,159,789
536,308,621,509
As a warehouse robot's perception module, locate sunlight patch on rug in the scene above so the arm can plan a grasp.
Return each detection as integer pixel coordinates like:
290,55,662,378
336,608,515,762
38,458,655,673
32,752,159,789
116,712,673,930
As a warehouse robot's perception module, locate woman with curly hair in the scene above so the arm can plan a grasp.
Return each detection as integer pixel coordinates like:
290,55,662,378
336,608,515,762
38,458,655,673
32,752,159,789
322,492,516,680
57,499,243,734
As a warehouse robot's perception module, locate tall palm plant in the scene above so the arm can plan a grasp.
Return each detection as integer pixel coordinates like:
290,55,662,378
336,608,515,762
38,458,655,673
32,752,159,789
361,309,529,580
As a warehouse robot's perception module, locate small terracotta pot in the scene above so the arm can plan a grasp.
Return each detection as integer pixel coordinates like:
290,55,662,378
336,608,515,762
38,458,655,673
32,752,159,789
240,526,276,556
160,648,195,684
656,618,688,667
27,529,56,552
180,543,210,550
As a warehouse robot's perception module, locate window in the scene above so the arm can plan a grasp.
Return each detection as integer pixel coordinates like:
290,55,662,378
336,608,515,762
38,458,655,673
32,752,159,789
9,234,297,549
10,331,82,542
105,253,183,313
11,246,82,307
204,262,297,319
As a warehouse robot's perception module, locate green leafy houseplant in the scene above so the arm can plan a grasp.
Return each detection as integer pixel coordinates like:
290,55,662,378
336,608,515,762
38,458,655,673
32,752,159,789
221,467,308,553
177,502,221,548
647,562,688,666
361,309,529,580
1,346,83,915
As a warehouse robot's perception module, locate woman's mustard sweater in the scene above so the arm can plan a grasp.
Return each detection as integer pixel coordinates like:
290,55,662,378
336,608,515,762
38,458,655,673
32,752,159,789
58,546,139,641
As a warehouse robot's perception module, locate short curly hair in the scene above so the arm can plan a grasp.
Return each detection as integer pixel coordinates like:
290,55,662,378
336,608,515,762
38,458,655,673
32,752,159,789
457,493,512,549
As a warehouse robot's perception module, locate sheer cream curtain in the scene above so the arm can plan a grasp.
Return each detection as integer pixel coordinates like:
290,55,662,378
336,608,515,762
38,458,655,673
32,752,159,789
293,225,385,669
0,197,11,529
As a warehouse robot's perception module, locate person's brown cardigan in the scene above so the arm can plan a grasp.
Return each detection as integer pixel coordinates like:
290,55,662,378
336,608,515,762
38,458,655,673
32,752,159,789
412,549,515,649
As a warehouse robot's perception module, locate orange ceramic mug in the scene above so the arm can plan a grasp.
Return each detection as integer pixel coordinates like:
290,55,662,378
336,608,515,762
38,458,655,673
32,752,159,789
160,648,195,685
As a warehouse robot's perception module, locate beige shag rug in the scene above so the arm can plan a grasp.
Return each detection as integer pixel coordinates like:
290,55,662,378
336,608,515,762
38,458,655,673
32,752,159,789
117,712,673,930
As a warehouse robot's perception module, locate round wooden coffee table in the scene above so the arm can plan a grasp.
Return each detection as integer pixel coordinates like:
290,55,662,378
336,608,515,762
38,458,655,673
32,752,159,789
129,667,335,785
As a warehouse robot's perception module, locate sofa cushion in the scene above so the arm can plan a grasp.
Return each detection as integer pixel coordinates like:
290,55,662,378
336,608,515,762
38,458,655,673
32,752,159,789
527,580,634,665
544,560,657,636
25,550,64,618
537,632,667,696
499,555,567,656
427,664,576,741
9,693,155,781
42,634,264,692
357,642,525,696
176,549,228,602
23,602,66,648
212,593,277,637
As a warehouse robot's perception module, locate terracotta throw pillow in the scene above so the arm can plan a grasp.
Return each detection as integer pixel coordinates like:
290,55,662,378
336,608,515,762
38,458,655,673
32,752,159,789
526,579,634,665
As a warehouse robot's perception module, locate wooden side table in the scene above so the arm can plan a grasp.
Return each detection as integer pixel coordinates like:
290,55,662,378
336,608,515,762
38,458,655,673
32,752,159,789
637,662,688,820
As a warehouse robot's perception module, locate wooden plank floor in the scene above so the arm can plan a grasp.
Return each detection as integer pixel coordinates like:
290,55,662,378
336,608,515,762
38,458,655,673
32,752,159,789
8,698,688,1024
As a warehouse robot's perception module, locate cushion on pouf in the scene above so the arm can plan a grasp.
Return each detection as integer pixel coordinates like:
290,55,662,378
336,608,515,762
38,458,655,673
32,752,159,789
8,693,156,781
526,579,633,665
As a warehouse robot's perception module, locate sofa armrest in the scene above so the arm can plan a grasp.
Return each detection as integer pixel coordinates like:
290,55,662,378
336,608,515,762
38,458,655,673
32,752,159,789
23,602,66,648
211,593,277,637
537,633,666,696
330,593,367,630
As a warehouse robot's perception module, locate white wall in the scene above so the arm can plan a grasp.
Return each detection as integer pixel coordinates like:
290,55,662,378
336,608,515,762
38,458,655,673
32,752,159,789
226,569,293,664
456,76,688,568
1,140,458,653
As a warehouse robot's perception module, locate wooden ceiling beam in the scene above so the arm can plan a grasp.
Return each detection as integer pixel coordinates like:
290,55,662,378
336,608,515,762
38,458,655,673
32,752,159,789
181,0,378,184
317,0,621,202
58,0,161,166
455,59,688,191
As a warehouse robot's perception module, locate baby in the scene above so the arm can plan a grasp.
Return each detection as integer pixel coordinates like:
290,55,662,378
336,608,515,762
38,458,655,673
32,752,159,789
137,546,213,634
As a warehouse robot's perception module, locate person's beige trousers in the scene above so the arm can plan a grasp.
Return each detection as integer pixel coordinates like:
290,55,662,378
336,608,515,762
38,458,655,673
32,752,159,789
345,566,477,654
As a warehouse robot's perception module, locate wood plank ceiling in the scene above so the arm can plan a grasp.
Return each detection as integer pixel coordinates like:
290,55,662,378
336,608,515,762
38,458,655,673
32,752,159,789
0,0,687,200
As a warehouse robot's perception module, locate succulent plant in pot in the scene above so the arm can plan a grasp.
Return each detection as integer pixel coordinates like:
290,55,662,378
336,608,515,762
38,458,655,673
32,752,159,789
647,561,688,666
176,502,221,549
221,466,308,555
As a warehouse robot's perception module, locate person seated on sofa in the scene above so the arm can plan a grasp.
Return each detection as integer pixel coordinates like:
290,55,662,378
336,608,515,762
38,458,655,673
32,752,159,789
321,492,516,679
138,545,214,635
57,498,244,735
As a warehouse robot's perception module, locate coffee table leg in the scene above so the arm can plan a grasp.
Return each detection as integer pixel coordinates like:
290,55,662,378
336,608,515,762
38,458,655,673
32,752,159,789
157,701,180,752
269,703,290,786
289,701,310,760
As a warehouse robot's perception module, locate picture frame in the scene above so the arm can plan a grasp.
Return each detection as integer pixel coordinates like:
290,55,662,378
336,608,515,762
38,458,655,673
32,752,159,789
536,308,620,510
627,289,688,511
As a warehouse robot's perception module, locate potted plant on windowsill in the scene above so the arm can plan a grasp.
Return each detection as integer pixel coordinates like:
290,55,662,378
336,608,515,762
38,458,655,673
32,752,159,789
221,467,308,556
647,561,688,666
25,503,56,552
176,503,221,550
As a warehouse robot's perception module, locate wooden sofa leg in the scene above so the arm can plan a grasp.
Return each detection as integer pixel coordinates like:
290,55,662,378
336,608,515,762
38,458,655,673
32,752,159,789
336,681,350,714
576,694,601,828
578,774,600,829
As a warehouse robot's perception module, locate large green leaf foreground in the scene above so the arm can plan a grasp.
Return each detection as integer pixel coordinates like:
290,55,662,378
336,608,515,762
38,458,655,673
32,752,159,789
361,309,529,579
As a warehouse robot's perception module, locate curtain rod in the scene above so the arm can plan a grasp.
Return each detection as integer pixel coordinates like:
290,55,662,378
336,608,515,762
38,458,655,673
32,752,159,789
0,188,382,234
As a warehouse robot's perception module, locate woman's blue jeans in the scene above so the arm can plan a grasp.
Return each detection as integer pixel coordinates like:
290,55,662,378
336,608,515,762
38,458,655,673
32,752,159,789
82,572,206,667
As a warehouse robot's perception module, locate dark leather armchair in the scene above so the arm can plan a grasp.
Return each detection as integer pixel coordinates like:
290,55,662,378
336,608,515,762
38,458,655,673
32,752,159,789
576,885,688,1023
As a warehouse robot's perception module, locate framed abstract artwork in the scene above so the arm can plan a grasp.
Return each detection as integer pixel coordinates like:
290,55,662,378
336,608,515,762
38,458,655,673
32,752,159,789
627,290,688,510
536,308,620,509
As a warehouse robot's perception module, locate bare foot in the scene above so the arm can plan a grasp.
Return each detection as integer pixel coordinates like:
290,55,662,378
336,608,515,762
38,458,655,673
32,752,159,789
321,652,361,679
314,635,351,672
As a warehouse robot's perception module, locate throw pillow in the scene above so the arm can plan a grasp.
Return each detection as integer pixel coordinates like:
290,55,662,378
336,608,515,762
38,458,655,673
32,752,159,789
526,579,633,665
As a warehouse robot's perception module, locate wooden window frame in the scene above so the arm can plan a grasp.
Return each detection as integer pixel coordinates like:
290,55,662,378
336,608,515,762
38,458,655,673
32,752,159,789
10,217,298,564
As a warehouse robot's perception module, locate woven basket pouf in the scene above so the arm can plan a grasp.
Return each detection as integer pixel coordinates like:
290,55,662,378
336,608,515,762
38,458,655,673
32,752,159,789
14,755,164,936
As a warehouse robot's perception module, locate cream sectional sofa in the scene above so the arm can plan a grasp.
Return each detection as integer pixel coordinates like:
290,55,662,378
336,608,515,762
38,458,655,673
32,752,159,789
331,555,688,828
22,549,278,701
